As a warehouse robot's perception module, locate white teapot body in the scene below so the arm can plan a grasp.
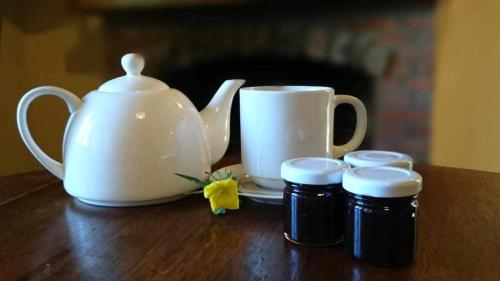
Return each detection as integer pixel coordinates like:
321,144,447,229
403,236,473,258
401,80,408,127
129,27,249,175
17,54,244,206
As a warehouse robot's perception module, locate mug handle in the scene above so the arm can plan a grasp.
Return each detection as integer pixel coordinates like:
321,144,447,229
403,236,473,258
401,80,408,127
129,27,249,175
331,95,367,158
17,86,82,179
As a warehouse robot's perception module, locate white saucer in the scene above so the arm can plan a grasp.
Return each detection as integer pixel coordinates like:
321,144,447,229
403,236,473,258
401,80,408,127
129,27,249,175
212,164,283,205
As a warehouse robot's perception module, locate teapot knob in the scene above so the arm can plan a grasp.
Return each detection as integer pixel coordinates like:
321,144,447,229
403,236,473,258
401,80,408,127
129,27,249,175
121,53,144,76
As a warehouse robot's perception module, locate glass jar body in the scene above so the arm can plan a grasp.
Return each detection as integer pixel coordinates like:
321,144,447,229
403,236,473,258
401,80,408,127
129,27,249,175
283,180,344,246
344,191,418,266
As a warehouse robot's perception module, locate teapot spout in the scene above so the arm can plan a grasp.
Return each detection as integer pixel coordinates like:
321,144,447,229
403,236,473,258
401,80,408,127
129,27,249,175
200,79,245,164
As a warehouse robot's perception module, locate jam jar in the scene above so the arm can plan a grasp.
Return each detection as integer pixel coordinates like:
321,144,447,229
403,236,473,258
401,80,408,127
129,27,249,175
281,157,349,246
344,150,413,170
342,166,423,266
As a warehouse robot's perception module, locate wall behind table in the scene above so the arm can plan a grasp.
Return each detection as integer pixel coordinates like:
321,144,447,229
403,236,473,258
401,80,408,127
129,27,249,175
432,0,500,172
0,0,106,176
4,0,500,174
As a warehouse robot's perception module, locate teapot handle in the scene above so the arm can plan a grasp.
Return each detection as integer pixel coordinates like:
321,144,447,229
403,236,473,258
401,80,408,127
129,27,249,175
17,86,82,179
331,95,367,158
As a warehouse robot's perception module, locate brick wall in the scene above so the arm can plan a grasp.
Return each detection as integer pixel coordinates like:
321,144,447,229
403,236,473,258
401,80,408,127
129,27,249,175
360,14,434,162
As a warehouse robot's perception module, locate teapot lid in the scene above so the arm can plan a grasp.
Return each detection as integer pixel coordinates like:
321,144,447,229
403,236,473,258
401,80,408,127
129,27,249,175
98,53,169,93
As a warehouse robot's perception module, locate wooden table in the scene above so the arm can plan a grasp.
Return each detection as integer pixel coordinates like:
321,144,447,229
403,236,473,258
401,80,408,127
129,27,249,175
0,158,499,280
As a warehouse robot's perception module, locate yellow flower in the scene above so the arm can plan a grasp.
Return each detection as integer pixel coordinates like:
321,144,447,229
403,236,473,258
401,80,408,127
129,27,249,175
203,178,239,214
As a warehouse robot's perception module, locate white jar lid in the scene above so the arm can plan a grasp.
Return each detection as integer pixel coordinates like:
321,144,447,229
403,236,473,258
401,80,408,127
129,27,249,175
281,157,350,185
342,166,422,198
344,150,413,169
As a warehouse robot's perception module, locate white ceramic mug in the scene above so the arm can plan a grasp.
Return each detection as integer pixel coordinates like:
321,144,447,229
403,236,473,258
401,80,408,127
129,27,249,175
240,86,367,189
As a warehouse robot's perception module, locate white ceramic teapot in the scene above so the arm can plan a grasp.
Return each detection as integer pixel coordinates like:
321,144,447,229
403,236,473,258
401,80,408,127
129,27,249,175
17,53,245,207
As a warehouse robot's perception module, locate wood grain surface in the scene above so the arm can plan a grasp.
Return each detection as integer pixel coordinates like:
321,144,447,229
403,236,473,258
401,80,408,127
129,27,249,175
0,160,499,280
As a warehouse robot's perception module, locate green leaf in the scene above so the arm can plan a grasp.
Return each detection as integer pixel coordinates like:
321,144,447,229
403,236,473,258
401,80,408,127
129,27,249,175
215,170,223,180
204,171,218,182
204,169,238,181
175,173,211,187
212,208,226,215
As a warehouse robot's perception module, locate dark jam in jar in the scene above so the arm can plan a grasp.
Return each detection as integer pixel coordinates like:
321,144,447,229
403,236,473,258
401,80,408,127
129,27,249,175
283,181,344,246
344,191,418,266
342,166,422,267
281,157,349,247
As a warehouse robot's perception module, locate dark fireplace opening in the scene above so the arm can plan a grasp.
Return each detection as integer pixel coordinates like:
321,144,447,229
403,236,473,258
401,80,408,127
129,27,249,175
160,54,375,155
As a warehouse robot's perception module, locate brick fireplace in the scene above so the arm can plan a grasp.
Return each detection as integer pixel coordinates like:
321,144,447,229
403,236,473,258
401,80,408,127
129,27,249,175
101,4,434,162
